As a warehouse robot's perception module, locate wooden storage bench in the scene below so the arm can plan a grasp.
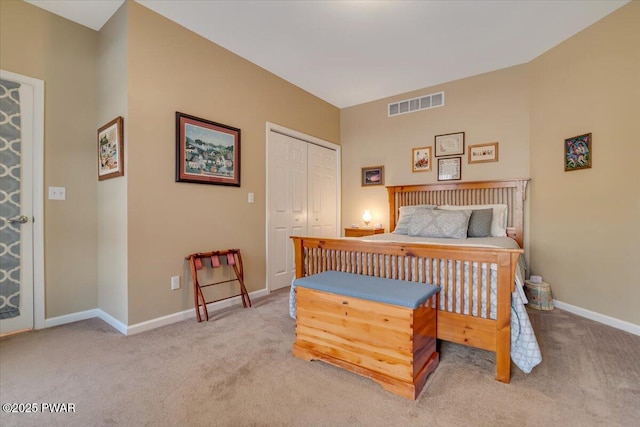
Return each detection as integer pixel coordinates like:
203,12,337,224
292,271,440,400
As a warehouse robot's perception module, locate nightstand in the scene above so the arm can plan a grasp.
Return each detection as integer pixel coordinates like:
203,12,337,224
344,227,385,237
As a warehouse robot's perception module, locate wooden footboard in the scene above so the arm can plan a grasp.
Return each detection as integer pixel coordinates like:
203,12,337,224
291,236,522,383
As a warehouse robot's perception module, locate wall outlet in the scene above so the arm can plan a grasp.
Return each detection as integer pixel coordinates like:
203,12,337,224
171,276,180,290
48,186,66,200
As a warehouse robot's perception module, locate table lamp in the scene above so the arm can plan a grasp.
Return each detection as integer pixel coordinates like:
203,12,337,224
362,210,372,226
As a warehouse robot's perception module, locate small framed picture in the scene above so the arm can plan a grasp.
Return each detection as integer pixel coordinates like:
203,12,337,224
412,146,432,172
468,142,499,164
97,116,124,181
564,133,591,171
437,157,461,181
361,165,384,186
176,112,241,186
435,131,465,157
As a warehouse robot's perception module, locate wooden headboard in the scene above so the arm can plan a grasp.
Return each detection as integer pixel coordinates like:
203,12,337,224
387,179,529,248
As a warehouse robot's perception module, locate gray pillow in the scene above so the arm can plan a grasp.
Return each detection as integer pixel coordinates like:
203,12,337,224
467,208,493,237
408,209,471,239
393,205,437,234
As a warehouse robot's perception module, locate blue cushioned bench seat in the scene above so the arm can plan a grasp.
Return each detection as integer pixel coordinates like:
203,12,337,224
293,271,439,309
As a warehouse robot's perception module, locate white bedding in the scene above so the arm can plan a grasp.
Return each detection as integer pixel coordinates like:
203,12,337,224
289,233,542,374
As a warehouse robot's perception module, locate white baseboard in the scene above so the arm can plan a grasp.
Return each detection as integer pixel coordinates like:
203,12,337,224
42,288,269,336
44,309,101,328
97,310,128,335
126,289,268,335
554,300,640,336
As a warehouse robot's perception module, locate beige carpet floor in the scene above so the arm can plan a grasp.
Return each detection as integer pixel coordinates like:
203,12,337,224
1,288,639,427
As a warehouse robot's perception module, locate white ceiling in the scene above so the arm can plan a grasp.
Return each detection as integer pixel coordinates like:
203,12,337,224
26,0,628,108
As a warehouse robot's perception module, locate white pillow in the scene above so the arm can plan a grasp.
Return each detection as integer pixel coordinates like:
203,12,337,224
438,204,508,237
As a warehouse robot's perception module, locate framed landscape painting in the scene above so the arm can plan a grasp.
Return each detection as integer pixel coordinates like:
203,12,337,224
176,112,241,186
361,166,384,186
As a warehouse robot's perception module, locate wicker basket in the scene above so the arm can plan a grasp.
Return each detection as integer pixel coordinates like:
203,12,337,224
524,280,554,310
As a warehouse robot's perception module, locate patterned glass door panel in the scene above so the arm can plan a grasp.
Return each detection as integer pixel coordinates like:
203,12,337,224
0,78,22,320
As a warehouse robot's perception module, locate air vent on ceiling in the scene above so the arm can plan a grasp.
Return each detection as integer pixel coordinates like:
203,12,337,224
388,91,445,117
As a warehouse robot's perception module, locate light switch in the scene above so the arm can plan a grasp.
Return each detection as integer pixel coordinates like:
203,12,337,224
248,192,255,203
48,186,66,200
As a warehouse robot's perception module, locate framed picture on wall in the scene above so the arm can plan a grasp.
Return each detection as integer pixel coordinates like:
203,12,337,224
437,157,462,181
361,165,384,186
564,133,591,171
176,112,241,186
435,131,465,157
412,146,432,172
468,142,499,164
97,116,124,181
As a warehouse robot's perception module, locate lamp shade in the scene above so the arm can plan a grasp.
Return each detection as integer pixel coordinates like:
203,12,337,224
362,210,372,224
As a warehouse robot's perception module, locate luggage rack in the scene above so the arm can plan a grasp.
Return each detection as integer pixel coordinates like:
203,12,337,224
185,249,251,322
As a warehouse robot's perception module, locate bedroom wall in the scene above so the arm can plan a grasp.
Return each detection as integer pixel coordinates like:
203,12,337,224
528,1,640,325
0,1,99,318
340,65,530,234
97,3,129,324
125,2,340,324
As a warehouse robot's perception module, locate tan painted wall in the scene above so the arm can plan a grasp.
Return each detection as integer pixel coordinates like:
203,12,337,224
340,65,530,233
125,3,340,324
97,3,128,323
0,1,98,318
529,1,640,324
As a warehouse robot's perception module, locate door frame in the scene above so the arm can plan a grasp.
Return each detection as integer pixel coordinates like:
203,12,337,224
265,122,341,293
0,69,45,330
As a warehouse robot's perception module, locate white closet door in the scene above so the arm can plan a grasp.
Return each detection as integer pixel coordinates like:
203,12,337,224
307,143,337,238
267,131,307,291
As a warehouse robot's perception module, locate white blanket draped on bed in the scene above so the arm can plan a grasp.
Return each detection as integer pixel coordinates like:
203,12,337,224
288,233,542,374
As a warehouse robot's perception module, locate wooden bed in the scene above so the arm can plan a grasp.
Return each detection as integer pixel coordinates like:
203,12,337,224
292,179,529,383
